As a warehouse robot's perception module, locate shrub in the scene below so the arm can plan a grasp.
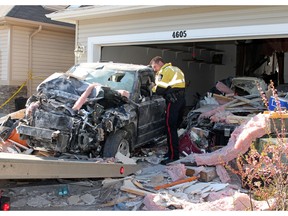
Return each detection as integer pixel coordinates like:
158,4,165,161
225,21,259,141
226,80,288,210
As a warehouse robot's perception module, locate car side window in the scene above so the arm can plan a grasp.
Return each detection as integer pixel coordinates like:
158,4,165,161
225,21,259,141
140,75,152,98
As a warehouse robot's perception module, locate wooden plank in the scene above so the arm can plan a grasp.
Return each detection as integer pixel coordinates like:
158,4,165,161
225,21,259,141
213,94,233,102
233,95,254,104
225,107,264,111
0,109,25,124
132,179,156,193
0,152,141,179
228,97,262,108
264,110,288,118
154,176,198,190
120,179,153,196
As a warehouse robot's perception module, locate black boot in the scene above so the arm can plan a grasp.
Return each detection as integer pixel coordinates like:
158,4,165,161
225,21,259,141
160,157,179,165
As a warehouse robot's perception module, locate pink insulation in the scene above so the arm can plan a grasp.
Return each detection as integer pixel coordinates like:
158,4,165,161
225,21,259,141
199,104,227,119
215,81,234,94
72,84,97,111
209,111,233,123
216,165,231,183
25,101,40,117
194,113,270,166
206,188,236,202
165,164,187,181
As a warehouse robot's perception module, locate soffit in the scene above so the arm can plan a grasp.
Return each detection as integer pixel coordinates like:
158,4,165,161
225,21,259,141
46,5,190,23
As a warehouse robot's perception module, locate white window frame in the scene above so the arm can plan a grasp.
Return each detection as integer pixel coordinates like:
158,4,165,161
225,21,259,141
87,23,288,62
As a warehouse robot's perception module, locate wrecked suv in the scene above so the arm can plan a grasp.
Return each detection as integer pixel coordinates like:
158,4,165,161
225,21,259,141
16,62,166,158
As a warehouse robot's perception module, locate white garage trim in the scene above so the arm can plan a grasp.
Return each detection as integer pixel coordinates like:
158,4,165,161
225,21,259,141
87,23,288,62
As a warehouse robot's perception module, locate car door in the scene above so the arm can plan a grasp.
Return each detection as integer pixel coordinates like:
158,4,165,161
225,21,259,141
136,73,166,147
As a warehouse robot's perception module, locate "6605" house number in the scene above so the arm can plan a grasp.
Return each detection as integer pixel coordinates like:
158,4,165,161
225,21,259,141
172,30,187,38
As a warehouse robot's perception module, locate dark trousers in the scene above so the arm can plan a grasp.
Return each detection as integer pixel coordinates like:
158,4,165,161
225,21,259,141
165,95,186,160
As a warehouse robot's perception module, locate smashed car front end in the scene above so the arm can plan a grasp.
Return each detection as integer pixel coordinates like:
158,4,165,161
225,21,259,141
16,63,137,157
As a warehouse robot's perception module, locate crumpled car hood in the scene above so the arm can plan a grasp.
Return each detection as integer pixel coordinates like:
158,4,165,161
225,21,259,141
16,72,135,156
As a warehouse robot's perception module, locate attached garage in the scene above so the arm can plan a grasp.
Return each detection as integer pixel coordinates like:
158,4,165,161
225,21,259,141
47,5,288,107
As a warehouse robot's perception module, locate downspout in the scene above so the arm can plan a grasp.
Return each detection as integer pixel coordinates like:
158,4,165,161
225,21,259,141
28,25,42,96
75,20,79,64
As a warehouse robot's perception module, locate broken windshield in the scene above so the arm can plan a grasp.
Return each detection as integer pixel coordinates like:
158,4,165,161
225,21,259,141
67,65,136,92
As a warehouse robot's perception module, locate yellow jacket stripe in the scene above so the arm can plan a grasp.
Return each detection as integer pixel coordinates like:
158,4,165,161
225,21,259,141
155,63,185,89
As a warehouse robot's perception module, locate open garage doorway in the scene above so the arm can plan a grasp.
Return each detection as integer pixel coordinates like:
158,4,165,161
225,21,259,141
100,38,288,107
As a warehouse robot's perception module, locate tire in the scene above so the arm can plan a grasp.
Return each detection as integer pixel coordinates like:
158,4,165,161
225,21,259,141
103,130,131,158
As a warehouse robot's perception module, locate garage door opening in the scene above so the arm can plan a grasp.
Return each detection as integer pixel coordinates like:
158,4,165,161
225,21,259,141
101,38,288,107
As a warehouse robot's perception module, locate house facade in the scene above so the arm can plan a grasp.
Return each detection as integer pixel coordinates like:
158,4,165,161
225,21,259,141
47,5,288,107
0,5,75,115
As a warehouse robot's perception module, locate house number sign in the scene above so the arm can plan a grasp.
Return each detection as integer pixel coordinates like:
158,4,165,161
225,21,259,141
172,30,187,38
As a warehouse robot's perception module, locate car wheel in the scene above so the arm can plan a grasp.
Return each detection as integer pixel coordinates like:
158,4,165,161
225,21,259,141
103,130,131,158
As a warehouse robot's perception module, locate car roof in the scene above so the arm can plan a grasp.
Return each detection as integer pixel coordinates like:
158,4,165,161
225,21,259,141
77,62,152,72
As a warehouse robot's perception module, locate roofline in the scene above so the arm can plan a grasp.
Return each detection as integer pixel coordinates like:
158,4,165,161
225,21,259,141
0,16,75,33
46,5,188,23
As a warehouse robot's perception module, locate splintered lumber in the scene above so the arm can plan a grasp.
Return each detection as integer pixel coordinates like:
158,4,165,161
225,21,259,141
226,114,253,124
213,94,233,102
264,110,288,118
233,95,255,104
0,109,25,124
0,152,141,179
132,179,156,193
222,98,239,107
154,176,198,191
121,179,154,196
228,97,262,108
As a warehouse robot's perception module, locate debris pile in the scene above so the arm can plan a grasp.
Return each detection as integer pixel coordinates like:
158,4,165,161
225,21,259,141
114,160,275,211
177,76,287,158
0,76,285,210
0,154,275,211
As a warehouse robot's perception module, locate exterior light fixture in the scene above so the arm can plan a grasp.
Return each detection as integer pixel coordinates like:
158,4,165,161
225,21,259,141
74,43,85,59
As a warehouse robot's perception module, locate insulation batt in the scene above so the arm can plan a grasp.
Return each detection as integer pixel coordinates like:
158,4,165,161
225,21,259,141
209,111,253,124
72,84,98,111
215,81,234,94
216,165,231,183
209,111,232,123
165,164,186,181
199,104,226,119
194,113,270,166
